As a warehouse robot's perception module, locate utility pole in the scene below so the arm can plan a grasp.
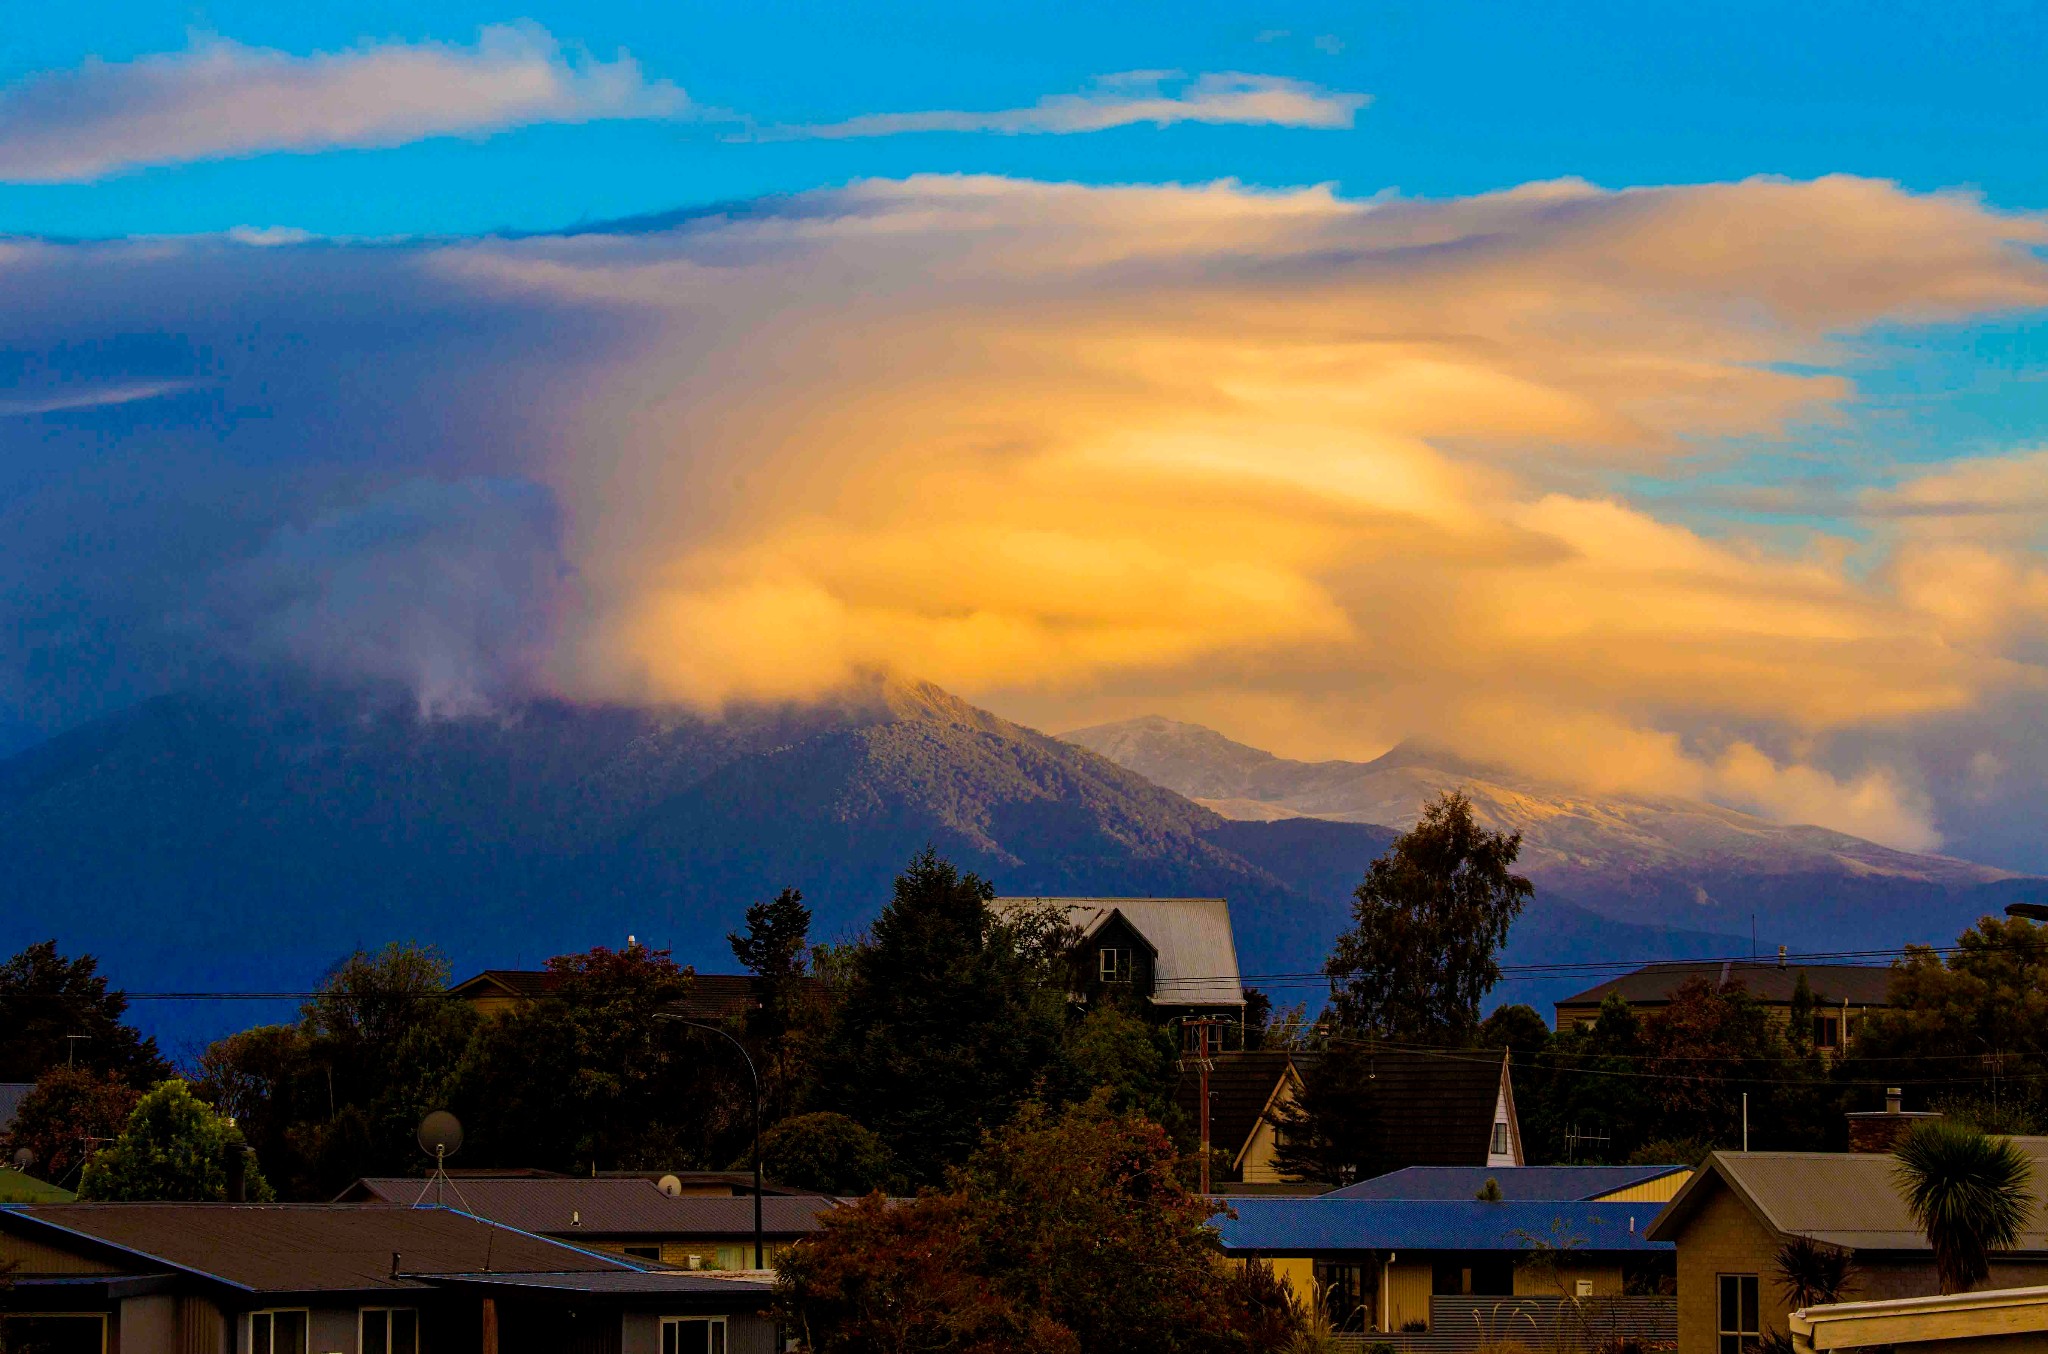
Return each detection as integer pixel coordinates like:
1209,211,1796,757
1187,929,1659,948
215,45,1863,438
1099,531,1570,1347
1179,1018,1225,1194
657,1015,764,1269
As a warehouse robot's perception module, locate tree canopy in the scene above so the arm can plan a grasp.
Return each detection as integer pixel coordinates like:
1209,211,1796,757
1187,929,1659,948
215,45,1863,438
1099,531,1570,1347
811,849,1074,1182
0,941,168,1084
79,1080,272,1202
1325,792,1532,1043
776,1094,1293,1354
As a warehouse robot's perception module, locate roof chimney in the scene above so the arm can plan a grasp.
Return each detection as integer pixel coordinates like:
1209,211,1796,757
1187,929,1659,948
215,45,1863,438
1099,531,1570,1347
1778,945,1787,969
1846,1086,1939,1152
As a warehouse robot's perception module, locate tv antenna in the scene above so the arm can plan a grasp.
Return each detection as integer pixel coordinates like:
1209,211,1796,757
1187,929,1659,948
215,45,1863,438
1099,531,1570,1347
413,1111,471,1211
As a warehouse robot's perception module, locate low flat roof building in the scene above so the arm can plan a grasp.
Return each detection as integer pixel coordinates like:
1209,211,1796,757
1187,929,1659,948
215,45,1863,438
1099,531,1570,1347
0,1201,777,1354
1216,1196,1675,1343
340,1177,842,1272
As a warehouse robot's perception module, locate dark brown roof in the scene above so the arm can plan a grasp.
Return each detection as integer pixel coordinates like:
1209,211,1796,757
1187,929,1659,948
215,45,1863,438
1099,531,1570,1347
449,970,564,1000
342,1178,841,1238
1177,1048,1509,1171
4,1204,632,1293
447,971,773,1023
1556,961,1895,1013
1175,1050,1303,1163
1349,1049,1510,1168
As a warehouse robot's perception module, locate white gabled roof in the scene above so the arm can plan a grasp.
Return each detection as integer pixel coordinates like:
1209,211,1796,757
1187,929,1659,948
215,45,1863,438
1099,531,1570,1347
992,896,1244,1007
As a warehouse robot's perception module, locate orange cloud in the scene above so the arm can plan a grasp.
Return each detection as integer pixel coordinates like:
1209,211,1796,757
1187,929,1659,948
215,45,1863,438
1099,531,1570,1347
435,174,2048,847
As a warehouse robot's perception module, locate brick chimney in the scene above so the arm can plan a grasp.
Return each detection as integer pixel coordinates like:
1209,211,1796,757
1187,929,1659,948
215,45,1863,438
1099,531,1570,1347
1846,1086,1940,1152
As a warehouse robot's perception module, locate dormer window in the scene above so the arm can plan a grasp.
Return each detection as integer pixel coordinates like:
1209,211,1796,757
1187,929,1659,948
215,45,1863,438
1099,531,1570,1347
1099,947,1133,983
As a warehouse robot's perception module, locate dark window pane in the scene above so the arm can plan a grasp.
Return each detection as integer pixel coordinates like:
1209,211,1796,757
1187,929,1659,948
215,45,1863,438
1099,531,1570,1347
277,1311,308,1354
365,1311,389,1354
1740,1275,1759,1331
393,1309,417,1354
0,1316,106,1354
253,1313,272,1354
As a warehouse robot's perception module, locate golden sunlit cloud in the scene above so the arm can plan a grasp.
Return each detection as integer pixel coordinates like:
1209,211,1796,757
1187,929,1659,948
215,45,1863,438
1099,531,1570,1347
420,173,2048,849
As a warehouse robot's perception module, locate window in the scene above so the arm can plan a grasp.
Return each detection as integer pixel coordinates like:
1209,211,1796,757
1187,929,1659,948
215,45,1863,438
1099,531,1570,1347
249,1310,308,1354
624,1244,661,1260
1098,947,1132,983
1717,1274,1760,1354
662,1317,728,1354
1490,1122,1510,1156
1813,1013,1841,1048
360,1308,418,1354
0,1315,107,1354
1309,1262,1372,1333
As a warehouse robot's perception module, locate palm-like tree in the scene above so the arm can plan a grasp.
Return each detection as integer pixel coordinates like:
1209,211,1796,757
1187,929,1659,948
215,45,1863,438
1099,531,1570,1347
1892,1119,2036,1294
1776,1236,1857,1309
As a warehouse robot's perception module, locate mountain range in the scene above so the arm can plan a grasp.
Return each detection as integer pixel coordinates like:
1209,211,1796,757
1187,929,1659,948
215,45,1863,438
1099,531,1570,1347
1060,715,2042,952
0,674,1741,1046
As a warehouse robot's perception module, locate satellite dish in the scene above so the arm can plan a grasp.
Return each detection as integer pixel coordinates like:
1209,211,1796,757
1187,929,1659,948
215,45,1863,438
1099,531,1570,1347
10,1147,33,1171
417,1111,465,1160
657,1174,683,1198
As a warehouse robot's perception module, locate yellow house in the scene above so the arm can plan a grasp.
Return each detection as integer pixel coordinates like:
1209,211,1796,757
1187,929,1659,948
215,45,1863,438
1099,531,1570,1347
1217,1194,1676,1340
1646,1145,2048,1353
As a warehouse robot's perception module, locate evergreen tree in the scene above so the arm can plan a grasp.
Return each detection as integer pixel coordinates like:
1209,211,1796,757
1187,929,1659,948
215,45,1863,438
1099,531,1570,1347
812,849,1071,1183
0,942,169,1084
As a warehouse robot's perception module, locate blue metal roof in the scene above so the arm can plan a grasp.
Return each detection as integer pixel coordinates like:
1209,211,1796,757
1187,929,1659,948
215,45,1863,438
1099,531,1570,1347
1327,1165,1687,1203
1212,1198,1673,1254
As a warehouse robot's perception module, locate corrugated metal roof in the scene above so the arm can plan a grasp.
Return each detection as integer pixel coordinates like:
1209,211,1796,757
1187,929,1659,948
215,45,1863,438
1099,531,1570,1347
427,1271,775,1295
993,897,1243,1006
345,1178,841,1237
1214,1198,1671,1254
1330,1165,1688,1203
1650,1145,2048,1251
2,1203,636,1293
1556,962,1894,1012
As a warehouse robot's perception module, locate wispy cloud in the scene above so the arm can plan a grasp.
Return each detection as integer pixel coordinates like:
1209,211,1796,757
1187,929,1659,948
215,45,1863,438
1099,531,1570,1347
783,72,1367,140
0,24,686,182
0,381,191,415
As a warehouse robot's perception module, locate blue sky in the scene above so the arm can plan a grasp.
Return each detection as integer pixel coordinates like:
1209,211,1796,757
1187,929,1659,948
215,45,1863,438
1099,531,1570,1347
5,0,2046,238
5,2,2048,872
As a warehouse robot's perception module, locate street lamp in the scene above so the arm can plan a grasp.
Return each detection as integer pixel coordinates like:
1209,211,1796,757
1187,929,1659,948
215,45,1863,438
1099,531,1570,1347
656,1014,764,1270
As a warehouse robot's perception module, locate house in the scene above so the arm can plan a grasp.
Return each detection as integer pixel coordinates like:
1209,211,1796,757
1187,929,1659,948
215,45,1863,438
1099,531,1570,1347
448,971,768,1025
1179,1048,1525,1187
1553,960,1892,1052
1216,1196,1676,1343
1330,1164,1692,1205
1791,1284,2048,1351
0,1201,778,1354
989,897,1245,1018
1645,1142,2048,1353
338,1177,841,1272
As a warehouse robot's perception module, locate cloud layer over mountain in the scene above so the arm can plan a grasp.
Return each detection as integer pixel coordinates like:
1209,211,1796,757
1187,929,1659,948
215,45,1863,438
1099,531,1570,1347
4,174,2047,858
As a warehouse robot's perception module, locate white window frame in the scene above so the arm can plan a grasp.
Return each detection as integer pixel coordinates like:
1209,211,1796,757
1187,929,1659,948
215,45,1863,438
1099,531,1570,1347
661,1315,729,1354
1717,1273,1760,1354
0,1312,108,1354
1099,947,1131,982
247,1308,311,1354
358,1306,420,1354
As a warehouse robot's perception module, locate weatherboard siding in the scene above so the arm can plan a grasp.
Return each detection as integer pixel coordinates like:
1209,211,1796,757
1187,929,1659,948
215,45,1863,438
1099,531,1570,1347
0,1231,122,1274
1383,1260,1432,1332
1589,1172,1691,1204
